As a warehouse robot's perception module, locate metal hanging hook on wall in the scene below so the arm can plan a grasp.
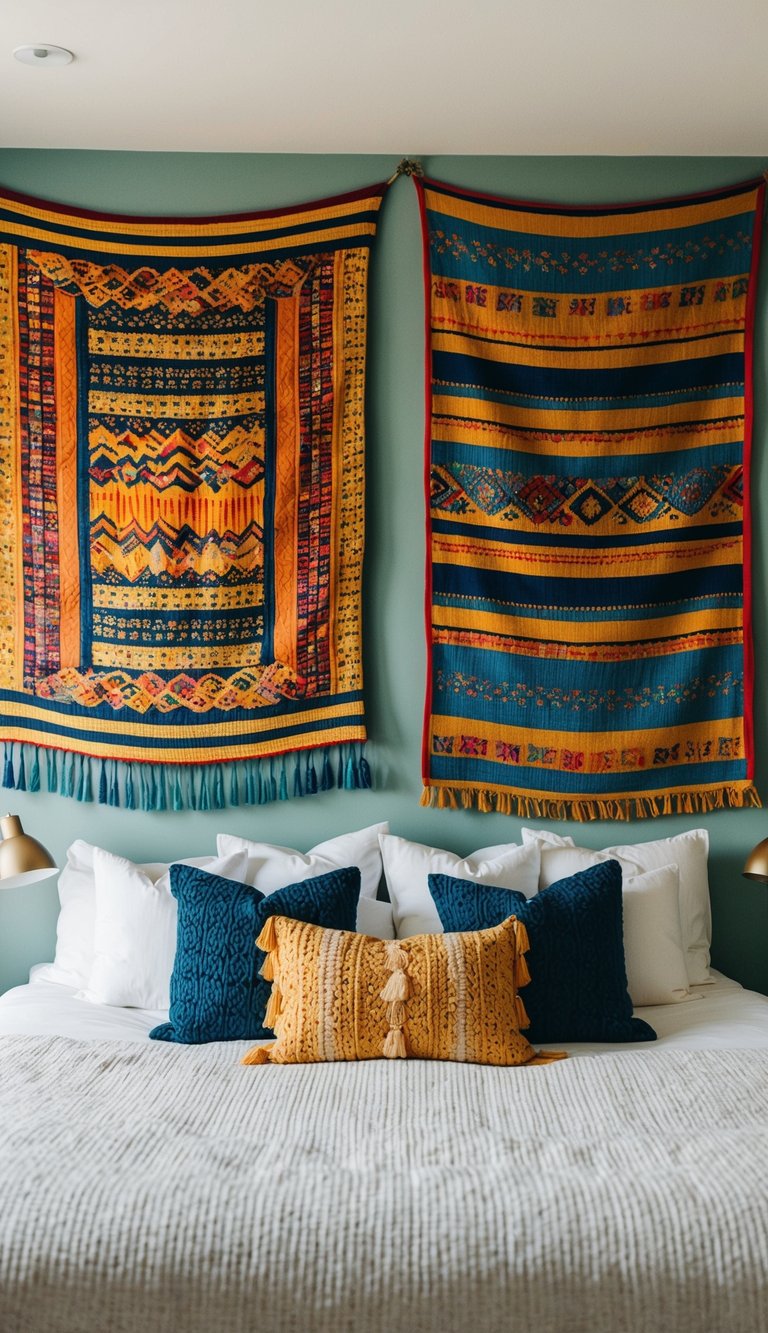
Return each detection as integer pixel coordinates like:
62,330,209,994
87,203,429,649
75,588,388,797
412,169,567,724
387,158,425,186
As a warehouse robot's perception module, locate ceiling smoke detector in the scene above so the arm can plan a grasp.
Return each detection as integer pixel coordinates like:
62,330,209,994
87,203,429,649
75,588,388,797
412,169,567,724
13,44,74,68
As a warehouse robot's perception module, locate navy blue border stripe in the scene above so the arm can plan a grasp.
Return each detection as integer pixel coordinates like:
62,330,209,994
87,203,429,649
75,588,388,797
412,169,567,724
433,349,744,399
432,437,742,478
432,562,742,607
433,591,743,620
431,517,742,549
75,300,93,668
261,298,277,664
429,754,747,794
89,413,262,436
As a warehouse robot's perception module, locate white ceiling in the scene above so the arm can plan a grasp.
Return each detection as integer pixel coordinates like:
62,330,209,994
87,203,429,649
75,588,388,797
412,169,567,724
1,0,767,155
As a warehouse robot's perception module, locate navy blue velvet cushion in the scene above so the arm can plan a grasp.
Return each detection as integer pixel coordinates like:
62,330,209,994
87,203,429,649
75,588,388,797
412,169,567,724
149,863,361,1044
428,859,656,1045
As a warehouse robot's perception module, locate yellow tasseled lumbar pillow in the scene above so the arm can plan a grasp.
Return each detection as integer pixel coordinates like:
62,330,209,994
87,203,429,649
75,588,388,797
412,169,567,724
242,913,566,1067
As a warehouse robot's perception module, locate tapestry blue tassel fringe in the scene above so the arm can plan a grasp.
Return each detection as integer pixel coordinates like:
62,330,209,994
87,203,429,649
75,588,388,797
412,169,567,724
0,742,373,811
3,743,14,790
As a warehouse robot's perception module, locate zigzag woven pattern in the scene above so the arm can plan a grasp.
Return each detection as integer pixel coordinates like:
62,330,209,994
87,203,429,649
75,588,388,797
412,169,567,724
417,176,764,820
0,182,387,807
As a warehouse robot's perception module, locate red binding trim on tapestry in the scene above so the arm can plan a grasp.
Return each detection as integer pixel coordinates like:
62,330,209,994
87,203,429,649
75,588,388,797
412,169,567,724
741,181,765,781
0,180,390,227
415,177,435,787
419,173,765,216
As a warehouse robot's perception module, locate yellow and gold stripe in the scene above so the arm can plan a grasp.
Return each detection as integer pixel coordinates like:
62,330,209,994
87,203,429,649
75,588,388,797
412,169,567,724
432,329,744,372
432,412,744,460
423,184,759,241
434,603,743,644
433,393,746,435
88,329,266,360
2,189,384,241
430,713,743,765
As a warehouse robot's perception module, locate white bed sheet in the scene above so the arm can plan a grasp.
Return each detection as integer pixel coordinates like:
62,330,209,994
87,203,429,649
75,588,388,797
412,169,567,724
0,965,766,1052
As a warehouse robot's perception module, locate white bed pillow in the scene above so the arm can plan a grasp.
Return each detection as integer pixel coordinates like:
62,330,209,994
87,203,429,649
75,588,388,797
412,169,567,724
33,840,167,991
216,822,388,901
381,833,540,938
622,864,696,1007
81,847,251,1010
523,826,712,985
356,897,395,940
608,830,712,985
520,829,608,888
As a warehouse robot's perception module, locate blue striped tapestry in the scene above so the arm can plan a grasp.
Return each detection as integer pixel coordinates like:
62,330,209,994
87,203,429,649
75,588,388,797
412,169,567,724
417,175,764,820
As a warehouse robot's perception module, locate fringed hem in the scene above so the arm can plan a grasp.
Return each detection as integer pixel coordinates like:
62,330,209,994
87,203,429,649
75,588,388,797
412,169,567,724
420,783,762,821
0,741,372,812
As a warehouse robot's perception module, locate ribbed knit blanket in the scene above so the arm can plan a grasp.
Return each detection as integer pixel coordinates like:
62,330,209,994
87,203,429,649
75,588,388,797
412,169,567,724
1,1037,767,1333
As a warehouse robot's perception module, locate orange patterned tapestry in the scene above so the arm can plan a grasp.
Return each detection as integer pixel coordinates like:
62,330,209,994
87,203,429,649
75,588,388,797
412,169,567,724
0,181,386,808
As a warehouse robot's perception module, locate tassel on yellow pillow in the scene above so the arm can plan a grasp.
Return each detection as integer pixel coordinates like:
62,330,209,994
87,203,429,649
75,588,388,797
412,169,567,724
242,913,566,1067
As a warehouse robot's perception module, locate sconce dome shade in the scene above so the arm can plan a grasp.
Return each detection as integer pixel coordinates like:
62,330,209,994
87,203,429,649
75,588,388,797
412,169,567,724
743,836,768,884
0,814,57,890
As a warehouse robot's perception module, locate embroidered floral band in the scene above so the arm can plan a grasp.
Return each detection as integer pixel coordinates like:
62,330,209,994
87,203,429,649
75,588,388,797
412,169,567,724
417,175,764,820
0,181,386,808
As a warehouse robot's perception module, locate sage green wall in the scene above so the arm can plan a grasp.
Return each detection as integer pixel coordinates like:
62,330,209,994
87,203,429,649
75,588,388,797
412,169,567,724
1,150,767,995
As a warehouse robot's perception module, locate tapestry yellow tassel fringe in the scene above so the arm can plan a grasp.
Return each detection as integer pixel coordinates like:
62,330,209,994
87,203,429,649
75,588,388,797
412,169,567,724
421,783,762,821
259,951,275,982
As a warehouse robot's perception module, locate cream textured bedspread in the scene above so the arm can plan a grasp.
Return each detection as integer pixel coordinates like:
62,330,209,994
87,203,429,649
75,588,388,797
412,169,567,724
1,1036,767,1333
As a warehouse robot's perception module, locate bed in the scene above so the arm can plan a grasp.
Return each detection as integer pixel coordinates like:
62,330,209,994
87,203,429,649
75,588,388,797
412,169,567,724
0,970,767,1333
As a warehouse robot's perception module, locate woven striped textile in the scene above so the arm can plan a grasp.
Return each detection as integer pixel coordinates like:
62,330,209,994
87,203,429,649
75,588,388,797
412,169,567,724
417,175,765,820
0,181,386,809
